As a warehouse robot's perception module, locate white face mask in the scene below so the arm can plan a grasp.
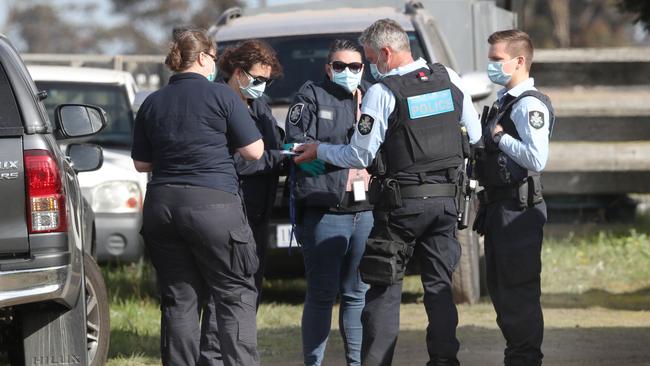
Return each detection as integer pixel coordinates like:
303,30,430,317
238,71,266,99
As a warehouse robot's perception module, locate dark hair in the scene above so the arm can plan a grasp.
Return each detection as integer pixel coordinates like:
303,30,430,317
165,28,214,72
488,29,534,70
218,40,283,79
327,39,363,62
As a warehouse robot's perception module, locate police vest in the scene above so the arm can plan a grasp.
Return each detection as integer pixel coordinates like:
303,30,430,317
377,63,465,177
477,90,555,187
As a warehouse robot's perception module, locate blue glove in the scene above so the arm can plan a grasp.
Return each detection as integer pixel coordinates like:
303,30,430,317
298,159,325,177
282,143,295,151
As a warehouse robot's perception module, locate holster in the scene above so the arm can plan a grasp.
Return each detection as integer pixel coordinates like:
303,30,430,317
359,237,414,286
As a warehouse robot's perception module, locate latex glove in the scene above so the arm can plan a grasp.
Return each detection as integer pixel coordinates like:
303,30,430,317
297,159,326,177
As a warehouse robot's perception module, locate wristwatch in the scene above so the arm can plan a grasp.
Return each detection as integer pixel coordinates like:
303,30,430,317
493,131,505,144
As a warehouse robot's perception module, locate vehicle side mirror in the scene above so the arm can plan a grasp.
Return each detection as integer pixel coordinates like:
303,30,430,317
55,104,107,138
66,144,103,173
460,72,494,101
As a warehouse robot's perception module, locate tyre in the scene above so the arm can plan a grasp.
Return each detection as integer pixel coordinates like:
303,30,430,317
452,194,481,304
84,252,110,366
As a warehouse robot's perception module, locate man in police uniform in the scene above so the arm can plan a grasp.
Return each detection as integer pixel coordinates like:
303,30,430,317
295,19,481,366
474,29,554,366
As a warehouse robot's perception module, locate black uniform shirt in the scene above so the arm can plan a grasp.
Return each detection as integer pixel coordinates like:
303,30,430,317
132,72,261,194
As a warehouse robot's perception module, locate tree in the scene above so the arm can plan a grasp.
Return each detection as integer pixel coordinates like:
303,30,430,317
6,2,105,53
106,0,243,54
619,0,650,30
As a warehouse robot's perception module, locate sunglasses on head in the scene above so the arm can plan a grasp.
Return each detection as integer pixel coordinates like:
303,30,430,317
243,69,274,86
202,52,217,62
329,61,363,74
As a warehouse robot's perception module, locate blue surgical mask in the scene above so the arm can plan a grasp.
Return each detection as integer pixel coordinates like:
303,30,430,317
331,68,362,93
487,59,516,86
370,51,388,80
238,72,266,99
206,63,217,82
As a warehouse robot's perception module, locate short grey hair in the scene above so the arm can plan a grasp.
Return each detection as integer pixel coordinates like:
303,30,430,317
359,18,410,52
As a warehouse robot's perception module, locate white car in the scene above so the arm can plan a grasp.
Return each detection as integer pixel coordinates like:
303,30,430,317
28,65,148,263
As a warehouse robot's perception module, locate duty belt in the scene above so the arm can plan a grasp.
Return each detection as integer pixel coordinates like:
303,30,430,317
400,183,457,198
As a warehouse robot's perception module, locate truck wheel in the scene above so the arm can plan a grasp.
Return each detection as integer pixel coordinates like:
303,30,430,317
452,195,481,304
84,253,110,366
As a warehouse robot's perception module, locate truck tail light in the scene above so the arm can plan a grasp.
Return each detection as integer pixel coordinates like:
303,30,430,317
24,149,67,233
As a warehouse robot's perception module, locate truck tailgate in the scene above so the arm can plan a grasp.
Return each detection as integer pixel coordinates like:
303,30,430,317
0,137,29,255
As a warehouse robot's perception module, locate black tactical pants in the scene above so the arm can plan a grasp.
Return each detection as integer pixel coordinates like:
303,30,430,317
198,218,269,365
484,199,546,366
361,196,461,366
142,185,260,366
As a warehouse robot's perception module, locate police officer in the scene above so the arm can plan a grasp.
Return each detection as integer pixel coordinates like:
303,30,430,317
295,19,481,366
286,39,374,366
132,29,263,366
473,29,554,366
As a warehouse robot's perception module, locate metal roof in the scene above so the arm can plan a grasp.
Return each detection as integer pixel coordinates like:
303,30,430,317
215,7,414,42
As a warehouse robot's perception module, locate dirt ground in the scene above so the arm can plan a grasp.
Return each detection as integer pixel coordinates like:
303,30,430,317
262,303,650,366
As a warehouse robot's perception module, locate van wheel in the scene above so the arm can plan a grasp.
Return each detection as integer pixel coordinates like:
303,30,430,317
452,195,481,304
84,253,110,365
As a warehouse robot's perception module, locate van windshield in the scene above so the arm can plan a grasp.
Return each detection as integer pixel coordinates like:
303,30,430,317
36,81,134,147
218,31,427,105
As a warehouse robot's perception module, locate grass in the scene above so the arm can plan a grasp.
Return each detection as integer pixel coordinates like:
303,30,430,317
103,225,650,365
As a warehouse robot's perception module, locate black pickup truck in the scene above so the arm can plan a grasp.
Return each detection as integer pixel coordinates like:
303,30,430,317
0,34,109,365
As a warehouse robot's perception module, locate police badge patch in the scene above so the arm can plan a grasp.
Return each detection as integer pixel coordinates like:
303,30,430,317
529,111,545,129
288,103,304,125
357,114,374,135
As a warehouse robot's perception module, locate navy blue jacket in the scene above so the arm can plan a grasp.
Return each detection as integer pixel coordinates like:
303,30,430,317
286,77,372,211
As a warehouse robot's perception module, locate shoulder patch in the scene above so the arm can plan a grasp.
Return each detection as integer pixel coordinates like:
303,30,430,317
529,110,545,129
288,103,304,125
357,114,374,135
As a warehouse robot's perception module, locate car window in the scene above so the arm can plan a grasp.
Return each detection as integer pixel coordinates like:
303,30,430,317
218,31,427,105
0,62,22,133
35,81,134,147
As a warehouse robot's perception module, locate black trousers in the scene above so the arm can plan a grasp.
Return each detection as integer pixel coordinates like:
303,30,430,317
198,218,269,365
484,199,547,366
142,185,260,366
361,197,461,366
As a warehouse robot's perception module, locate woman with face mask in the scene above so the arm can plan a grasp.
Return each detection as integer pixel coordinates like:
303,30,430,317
215,39,285,303
132,29,263,366
285,39,374,366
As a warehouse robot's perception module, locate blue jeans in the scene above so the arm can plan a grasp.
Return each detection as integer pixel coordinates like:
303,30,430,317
299,208,373,366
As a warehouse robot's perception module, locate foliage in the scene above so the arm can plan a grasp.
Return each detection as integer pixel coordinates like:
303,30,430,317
4,0,243,54
619,0,650,30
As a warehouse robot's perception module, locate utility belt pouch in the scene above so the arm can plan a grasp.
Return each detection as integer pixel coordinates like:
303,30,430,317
517,179,529,209
359,238,413,286
382,178,403,209
368,176,383,205
529,175,543,205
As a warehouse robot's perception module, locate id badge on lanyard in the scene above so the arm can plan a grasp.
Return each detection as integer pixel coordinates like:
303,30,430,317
352,179,366,202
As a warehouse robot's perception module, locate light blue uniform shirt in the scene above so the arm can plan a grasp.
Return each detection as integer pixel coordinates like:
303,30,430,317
318,58,481,169
497,78,550,172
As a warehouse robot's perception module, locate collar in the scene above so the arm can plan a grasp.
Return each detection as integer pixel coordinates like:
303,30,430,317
385,57,429,77
497,77,535,101
169,72,208,83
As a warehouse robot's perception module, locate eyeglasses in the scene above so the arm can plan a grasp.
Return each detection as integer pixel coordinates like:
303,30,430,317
329,61,363,74
203,52,217,62
243,69,274,86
